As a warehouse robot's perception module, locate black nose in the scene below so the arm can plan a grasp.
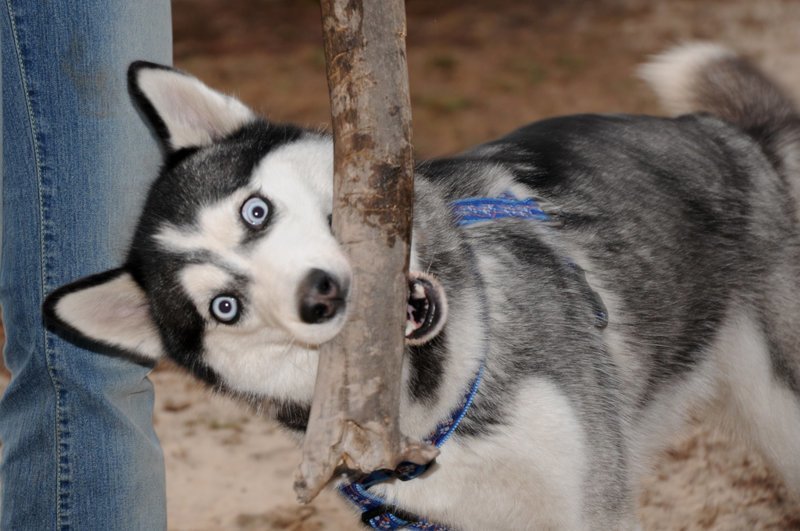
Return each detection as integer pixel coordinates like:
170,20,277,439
298,269,346,324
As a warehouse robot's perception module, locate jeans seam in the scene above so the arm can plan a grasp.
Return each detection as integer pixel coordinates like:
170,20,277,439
4,1,69,529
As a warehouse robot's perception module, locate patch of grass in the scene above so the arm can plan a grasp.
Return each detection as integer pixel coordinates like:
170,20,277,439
427,53,459,74
415,94,474,115
307,48,326,69
526,62,548,84
555,53,587,74
507,58,548,87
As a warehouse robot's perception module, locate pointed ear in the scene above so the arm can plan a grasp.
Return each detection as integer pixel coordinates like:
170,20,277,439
44,269,164,361
128,61,255,152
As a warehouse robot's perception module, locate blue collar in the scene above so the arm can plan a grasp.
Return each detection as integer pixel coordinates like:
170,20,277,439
338,364,484,530
338,193,576,530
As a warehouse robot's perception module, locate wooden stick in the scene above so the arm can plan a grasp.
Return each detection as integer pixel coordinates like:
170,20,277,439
294,0,438,503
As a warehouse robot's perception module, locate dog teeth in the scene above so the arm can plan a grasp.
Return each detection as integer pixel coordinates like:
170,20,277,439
411,282,426,300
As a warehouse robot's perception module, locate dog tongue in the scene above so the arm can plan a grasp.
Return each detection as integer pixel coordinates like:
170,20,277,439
406,303,421,336
405,307,415,337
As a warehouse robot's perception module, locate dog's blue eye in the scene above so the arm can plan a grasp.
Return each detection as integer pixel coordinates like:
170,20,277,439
210,295,240,323
241,196,269,227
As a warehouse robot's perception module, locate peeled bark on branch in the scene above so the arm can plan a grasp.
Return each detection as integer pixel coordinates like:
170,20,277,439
294,0,438,503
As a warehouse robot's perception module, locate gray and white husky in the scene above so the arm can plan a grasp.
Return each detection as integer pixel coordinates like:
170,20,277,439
45,43,800,529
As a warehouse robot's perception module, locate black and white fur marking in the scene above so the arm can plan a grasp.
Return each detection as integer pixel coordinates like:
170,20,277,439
44,44,800,529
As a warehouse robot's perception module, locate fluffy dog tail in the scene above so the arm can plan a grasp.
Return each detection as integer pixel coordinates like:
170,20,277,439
639,43,800,188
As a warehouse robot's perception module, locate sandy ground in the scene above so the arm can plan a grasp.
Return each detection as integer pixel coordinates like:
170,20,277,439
151,369,352,530
148,367,800,530
3,0,800,529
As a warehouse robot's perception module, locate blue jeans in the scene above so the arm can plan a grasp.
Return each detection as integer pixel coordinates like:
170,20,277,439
1,1,171,529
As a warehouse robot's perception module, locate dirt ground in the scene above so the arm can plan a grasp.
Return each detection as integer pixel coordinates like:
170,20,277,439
2,0,800,529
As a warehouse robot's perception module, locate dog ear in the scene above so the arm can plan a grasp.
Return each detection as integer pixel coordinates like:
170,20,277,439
43,269,164,361
128,61,255,152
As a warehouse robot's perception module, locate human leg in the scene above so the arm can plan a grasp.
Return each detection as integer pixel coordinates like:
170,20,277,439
1,1,171,528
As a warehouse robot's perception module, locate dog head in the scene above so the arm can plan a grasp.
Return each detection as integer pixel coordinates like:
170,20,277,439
43,63,447,405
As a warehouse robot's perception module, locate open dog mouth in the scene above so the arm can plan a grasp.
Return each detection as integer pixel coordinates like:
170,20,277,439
405,273,446,345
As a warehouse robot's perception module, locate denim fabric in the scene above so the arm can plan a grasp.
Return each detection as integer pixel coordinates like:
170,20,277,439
1,1,171,529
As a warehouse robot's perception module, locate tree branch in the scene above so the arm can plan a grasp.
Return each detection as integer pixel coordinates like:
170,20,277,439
294,0,438,503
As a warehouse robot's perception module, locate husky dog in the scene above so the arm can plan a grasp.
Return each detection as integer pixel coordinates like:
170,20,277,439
44,43,800,530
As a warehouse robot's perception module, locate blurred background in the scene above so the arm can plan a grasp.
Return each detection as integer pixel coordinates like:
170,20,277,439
3,0,800,529
172,0,800,156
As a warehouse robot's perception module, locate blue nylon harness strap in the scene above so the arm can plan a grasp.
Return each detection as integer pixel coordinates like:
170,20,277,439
449,193,556,227
338,193,605,529
452,194,607,328
338,365,484,530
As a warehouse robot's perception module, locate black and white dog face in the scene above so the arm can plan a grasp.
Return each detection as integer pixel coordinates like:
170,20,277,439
44,63,446,403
